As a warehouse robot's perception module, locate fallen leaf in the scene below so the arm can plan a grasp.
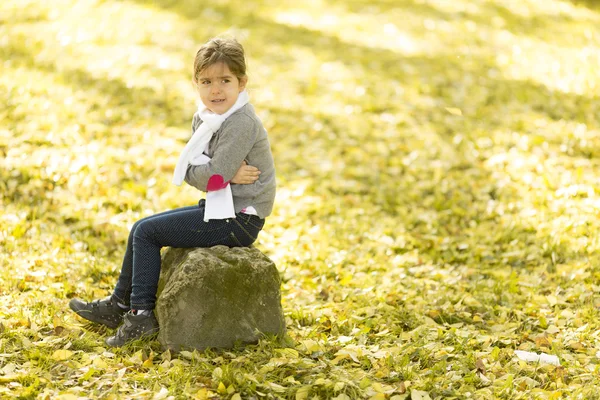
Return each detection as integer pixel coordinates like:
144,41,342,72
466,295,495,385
52,349,73,361
332,394,351,400
445,107,463,116
142,358,154,368
546,295,558,306
93,358,108,370
514,350,560,366
295,385,311,400
195,388,211,400
397,381,407,394
152,387,169,400
546,325,560,334
300,340,321,353
568,342,585,352
535,335,552,348
411,390,432,400
56,395,79,400
0,374,24,383
475,359,486,375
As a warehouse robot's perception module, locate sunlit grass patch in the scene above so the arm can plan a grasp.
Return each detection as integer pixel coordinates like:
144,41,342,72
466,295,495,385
1,0,600,397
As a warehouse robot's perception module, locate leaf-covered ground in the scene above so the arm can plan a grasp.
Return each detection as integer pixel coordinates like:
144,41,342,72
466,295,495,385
1,0,600,398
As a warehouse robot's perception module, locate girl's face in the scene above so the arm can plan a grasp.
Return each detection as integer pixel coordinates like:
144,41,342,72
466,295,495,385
196,62,247,115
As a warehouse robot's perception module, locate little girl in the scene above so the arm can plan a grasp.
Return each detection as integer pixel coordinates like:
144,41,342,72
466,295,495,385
69,37,276,347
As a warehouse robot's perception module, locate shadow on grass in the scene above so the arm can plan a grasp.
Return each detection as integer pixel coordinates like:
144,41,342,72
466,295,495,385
0,39,189,129
568,0,600,10
334,0,592,46
124,0,599,124
113,0,600,271
3,0,597,273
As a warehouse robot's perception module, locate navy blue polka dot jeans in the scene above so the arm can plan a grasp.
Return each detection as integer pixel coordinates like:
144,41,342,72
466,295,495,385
112,199,265,310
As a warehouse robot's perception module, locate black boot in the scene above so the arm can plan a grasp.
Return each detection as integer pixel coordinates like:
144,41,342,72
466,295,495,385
69,296,128,329
105,310,159,347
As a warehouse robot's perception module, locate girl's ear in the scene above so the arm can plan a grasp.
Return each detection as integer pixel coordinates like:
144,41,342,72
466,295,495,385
239,76,248,91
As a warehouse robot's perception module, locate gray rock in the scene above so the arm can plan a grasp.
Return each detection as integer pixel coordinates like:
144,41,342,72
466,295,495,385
155,245,285,351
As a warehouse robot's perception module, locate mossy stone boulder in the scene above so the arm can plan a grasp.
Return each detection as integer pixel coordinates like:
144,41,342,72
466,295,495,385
155,245,285,351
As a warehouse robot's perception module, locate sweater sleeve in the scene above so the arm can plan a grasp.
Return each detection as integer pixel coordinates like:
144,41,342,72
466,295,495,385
184,113,259,192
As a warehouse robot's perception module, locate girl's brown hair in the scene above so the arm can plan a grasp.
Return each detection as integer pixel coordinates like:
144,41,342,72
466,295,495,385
193,37,247,84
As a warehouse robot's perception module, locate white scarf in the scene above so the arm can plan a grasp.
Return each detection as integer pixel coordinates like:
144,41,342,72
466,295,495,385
172,90,249,221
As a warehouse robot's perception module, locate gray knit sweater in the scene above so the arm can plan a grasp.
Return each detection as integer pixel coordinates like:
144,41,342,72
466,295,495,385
184,103,276,219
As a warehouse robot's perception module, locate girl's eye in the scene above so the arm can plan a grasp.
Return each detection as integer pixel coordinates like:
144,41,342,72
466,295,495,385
201,80,210,85
222,79,230,83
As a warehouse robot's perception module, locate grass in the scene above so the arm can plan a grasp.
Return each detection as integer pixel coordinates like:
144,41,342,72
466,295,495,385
1,0,600,398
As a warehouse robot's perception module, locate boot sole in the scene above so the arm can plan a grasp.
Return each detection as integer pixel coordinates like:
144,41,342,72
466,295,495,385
105,328,159,347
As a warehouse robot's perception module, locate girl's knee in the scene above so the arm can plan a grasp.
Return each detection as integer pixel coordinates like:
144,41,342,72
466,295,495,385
130,214,154,237
133,219,155,241
129,220,142,238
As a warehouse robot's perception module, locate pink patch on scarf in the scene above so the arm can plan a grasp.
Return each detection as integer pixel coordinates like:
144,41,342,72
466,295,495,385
206,174,230,191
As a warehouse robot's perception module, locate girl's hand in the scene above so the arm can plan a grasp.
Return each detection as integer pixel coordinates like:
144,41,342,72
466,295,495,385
232,160,261,184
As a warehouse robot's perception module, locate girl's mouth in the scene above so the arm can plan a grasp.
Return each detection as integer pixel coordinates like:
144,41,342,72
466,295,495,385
212,99,225,103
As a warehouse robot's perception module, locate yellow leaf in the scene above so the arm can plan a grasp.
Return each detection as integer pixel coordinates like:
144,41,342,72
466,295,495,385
56,395,79,400
78,353,92,366
161,349,172,362
17,318,30,328
332,395,351,400
52,349,73,361
275,348,299,358
217,382,227,394
374,367,389,379
546,325,560,334
300,340,320,353
360,377,371,389
335,347,360,363
142,358,154,368
129,350,145,365
296,385,311,400
330,354,347,365
195,388,210,400
463,295,482,307
560,309,574,319
268,382,287,393
93,358,108,370
339,274,353,285
411,390,432,400
231,395,241,400
212,367,223,380
369,394,386,400
53,315,65,330
445,107,463,116
0,374,24,383
371,382,384,393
